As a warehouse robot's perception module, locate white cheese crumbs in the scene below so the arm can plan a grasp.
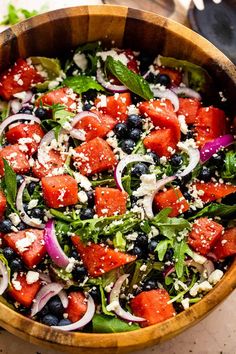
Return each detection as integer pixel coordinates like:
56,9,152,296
26,271,39,284
104,282,114,293
73,172,92,191
12,273,22,291
13,91,28,101
133,174,157,197
15,231,37,253
174,279,188,291
28,199,39,210
208,269,224,285
147,226,159,239
177,138,197,152
58,188,66,202
160,156,167,165
181,298,190,310
125,232,138,241
178,114,188,135
8,213,21,226
140,264,147,272
97,49,129,66
73,53,88,72
190,252,207,265
48,80,60,90
65,257,76,273
106,300,119,312
189,281,212,297
127,104,139,115
78,191,88,203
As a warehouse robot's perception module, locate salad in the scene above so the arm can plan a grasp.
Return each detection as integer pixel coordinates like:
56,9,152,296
0,42,235,333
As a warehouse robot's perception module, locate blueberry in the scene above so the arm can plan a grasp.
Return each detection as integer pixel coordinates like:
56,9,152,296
71,250,80,260
16,175,24,186
148,239,158,254
147,151,159,164
129,128,142,142
58,318,72,326
222,192,236,206
82,103,92,111
82,90,97,102
127,115,142,129
185,130,194,140
80,208,94,220
72,265,87,281
23,203,28,212
3,247,15,261
131,163,149,177
131,93,142,105
10,258,24,273
31,208,44,220
121,139,135,154
183,191,192,201
138,52,155,74
19,106,33,114
211,151,225,166
114,123,128,139
131,246,144,259
38,304,49,318
35,107,48,120
155,74,171,87
142,279,157,291
184,209,195,218
135,233,148,247
48,296,65,317
171,154,183,167
17,222,27,231
198,167,211,182
163,249,174,262
27,181,37,195
130,195,138,207
89,286,101,303
0,219,13,233
86,190,95,208
42,314,59,326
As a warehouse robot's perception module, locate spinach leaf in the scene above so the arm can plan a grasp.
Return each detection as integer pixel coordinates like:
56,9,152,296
221,150,236,180
92,314,140,333
2,160,17,211
105,56,153,100
188,203,236,220
159,56,212,92
29,57,61,91
63,76,104,94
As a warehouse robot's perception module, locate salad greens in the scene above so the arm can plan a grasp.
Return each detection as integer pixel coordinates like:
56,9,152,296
1,4,40,25
1,160,17,212
63,76,104,94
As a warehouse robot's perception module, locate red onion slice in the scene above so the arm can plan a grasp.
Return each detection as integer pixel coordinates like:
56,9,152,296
96,68,128,93
115,154,154,191
22,90,33,104
200,134,235,163
151,88,179,112
16,178,45,229
58,290,69,309
109,274,145,322
31,282,63,317
172,87,201,100
37,130,56,164
142,176,176,219
44,220,70,268
176,147,200,177
0,260,9,295
52,294,95,331
203,260,215,277
10,99,22,114
0,114,41,139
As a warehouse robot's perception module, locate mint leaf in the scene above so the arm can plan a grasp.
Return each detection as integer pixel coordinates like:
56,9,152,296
92,314,140,333
63,76,104,94
105,56,153,100
188,203,236,220
2,159,17,211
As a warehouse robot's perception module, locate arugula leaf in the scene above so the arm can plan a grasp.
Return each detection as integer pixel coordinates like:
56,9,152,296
63,76,104,94
155,239,172,261
221,150,236,180
92,314,140,333
188,203,236,220
0,4,39,25
113,231,126,251
174,240,192,278
105,56,153,100
152,209,190,239
50,209,74,223
29,57,61,91
2,159,17,211
159,56,212,92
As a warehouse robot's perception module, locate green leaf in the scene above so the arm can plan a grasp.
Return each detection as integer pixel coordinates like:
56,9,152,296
113,231,126,251
188,203,236,220
92,314,140,333
159,56,212,92
152,209,190,239
63,76,104,94
2,159,17,211
99,285,115,317
105,56,153,100
29,57,62,91
50,209,74,222
155,239,172,261
221,149,236,180
0,253,11,283
0,4,40,25
174,240,191,278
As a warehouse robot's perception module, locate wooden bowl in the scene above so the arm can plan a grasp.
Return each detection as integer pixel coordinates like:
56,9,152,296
0,5,235,354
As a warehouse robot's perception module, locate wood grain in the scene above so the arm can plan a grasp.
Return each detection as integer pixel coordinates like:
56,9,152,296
0,5,235,353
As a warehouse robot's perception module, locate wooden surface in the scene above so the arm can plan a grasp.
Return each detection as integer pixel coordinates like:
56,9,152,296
0,4,236,354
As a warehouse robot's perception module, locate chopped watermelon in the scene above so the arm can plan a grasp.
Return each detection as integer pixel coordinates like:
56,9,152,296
95,187,128,217
213,227,236,260
0,191,6,220
95,93,132,123
67,292,87,323
177,98,201,124
8,273,41,307
143,128,177,158
0,144,30,176
195,182,236,203
32,150,65,179
37,87,77,111
154,187,189,217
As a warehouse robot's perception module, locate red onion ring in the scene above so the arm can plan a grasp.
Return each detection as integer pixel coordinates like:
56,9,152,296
44,220,70,268
109,274,145,322
31,282,64,317
0,114,41,139
200,134,235,163
52,294,95,331
115,154,154,191
172,87,201,100
37,130,56,165
0,260,9,295
96,68,128,93
151,87,179,112
176,146,200,177
58,290,69,309
16,178,45,229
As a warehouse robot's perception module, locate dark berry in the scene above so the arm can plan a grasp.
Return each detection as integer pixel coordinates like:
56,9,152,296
72,265,87,281
163,249,174,262
147,151,159,164
131,93,143,105
82,103,92,111
131,246,144,259
18,305,29,315
135,233,148,247
114,123,128,139
198,167,211,182
155,74,171,87
16,175,24,186
58,318,72,326
211,151,225,166
148,239,158,254
23,203,28,212
171,154,183,167
0,219,13,233
71,250,80,260
86,190,95,208
222,192,236,206
80,208,94,220
186,130,194,140
17,222,27,231
183,191,192,201
30,208,44,220
27,181,37,195
3,247,15,261
10,258,24,273
184,209,195,218
129,128,142,142
82,90,97,102
131,163,149,177
121,139,135,154
48,296,65,317
130,195,138,207
142,279,157,291
38,304,49,318
35,107,48,120
127,114,142,129
41,314,59,326
89,286,101,303
138,52,155,74
19,106,33,114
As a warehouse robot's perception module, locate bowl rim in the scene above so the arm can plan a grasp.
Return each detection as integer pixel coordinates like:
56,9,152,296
0,4,235,352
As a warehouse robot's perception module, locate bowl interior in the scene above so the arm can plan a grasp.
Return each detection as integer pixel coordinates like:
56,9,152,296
0,5,235,354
